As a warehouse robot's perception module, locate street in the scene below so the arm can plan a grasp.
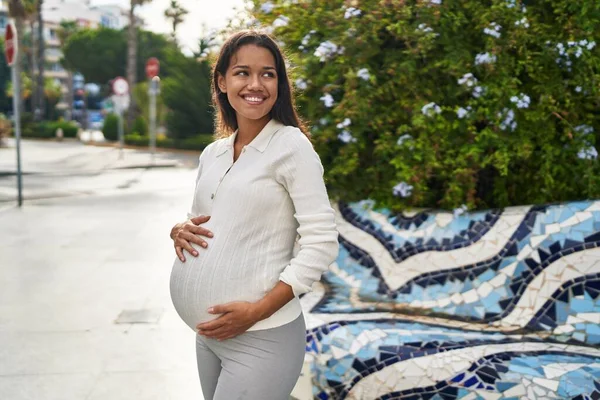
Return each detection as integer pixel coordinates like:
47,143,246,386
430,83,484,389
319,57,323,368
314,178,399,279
0,139,204,399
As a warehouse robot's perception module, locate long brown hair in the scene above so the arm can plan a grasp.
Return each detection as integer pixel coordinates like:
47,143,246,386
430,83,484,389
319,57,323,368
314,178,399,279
212,30,309,139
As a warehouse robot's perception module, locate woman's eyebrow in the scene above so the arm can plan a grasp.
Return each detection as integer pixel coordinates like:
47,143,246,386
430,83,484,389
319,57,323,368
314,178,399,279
232,65,276,70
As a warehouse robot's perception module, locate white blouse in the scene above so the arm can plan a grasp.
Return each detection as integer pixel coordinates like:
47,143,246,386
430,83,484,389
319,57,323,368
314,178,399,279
169,119,339,331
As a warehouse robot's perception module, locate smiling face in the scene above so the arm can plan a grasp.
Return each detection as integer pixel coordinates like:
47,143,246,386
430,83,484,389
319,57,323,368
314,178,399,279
217,44,279,128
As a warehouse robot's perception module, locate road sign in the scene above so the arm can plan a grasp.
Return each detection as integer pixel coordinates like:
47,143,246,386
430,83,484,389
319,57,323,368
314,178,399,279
4,21,17,67
111,94,130,114
112,77,129,96
146,57,160,79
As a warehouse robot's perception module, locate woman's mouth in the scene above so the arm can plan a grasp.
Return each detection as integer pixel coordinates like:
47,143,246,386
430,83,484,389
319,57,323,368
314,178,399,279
242,95,267,105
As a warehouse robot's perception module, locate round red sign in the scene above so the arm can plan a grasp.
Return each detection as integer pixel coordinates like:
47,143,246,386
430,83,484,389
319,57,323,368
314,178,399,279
146,57,160,79
4,22,17,67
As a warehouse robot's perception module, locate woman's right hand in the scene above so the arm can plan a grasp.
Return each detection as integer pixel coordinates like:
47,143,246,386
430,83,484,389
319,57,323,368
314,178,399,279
171,215,213,262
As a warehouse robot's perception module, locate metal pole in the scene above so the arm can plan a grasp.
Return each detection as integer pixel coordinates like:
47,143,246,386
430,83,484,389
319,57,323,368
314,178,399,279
149,79,157,163
11,64,23,206
118,111,124,160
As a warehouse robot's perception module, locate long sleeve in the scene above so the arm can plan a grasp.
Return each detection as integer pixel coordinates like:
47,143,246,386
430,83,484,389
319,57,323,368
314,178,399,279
186,145,209,220
275,132,339,297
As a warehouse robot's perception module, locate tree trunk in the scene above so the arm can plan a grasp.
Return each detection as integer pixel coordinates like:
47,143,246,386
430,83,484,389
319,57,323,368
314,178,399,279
66,71,74,121
36,0,45,120
14,16,25,116
29,16,38,118
126,1,137,129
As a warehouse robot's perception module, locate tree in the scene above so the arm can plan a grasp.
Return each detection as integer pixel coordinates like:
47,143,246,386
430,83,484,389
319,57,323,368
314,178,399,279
252,0,600,211
0,39,11,114
57,21,79,121
161,44,213,139
126,0,152,128
62,27,178,86
35,0,45,120
164,0,188,44
62,28,127,84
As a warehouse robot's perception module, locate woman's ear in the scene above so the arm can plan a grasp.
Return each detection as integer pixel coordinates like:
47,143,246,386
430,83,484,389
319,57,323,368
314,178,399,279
217,73,227,93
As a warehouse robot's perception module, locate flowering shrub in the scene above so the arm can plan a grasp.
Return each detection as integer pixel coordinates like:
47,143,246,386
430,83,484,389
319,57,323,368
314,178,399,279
251,0,600,211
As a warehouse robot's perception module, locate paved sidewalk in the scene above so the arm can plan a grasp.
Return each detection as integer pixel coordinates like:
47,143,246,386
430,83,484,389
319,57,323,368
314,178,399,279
0,166,207,399
0,139,198,203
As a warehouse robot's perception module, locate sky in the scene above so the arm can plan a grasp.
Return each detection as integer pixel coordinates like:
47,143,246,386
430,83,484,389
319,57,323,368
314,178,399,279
91,0,249,54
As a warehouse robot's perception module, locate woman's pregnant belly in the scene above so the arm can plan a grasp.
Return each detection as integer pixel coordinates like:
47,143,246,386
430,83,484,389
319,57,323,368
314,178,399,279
169,238,271,331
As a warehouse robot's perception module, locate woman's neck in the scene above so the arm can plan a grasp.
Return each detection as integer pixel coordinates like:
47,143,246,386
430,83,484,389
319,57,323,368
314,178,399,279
235,115,271,146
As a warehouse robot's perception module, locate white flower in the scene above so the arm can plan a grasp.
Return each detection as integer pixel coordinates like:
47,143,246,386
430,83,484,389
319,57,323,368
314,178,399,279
510,93,530,109
575,86,582,93
483,23,502,38
336,118,351,129
301,30,316,46
505,0,516,8
498,108,517,131
319,118,328,126
272,15,289,28
475,52,497,65
458,73,478,87
456,106,472,119
295,78,308,90
393,182,413,198
472,86,485,98
587,41,596,50
575,125,594,135
453,204,468,218
320,93,334,108
314,41,343,61
578,146,598,160
357,68,370,81
422,102,442,116
260,2,275,14
417,23,434,33
427,0,442,4
344,7,361,19
515,17,529,28
338,130,357,143
397,134,413,146
575,47,583,58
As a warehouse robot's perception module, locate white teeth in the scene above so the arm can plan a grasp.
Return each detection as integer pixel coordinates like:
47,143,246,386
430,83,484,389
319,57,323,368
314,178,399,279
244,96,264,102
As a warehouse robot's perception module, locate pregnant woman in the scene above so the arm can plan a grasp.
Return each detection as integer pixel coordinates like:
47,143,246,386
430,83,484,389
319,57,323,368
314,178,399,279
168,30,339,400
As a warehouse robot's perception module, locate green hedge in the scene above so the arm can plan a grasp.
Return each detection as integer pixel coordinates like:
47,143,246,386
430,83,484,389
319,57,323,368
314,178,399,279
124,133,214,151
253,0,600,211
102,113,120,141
19,119,79,139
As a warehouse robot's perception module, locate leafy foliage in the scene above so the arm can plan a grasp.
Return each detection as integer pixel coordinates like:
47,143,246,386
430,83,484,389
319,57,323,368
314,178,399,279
251,0,600,211
62,28,178,85
161,48,214,140
131,115,148,136
102,113,120,141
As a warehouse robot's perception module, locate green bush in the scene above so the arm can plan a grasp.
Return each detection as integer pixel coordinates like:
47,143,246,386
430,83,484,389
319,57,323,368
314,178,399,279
252,0,600,211
124,133,149,146
102,113,120,141
131,116,148,136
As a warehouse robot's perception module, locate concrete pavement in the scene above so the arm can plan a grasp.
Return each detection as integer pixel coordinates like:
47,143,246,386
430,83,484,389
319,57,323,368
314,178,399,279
0,164,205,399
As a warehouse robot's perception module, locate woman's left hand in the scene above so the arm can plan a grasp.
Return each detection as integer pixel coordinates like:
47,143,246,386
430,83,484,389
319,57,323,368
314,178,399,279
196,302,262,341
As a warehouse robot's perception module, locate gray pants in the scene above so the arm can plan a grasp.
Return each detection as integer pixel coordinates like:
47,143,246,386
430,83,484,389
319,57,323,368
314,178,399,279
195,313,306,400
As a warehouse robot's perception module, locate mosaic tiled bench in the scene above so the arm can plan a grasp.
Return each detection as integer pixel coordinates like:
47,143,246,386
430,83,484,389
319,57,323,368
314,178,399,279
298,200,600,400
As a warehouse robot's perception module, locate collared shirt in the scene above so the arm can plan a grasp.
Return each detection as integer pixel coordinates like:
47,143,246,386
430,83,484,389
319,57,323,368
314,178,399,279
170,119,339,331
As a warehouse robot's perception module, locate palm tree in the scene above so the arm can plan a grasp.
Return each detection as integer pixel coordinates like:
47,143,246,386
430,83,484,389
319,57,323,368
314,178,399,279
35,0,45,121
7,0,27,114
57,21,78,121
164,0,188,44
126,0,151,128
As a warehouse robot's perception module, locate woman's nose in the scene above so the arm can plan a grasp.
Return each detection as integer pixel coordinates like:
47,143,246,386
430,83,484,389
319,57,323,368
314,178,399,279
247,74,262,90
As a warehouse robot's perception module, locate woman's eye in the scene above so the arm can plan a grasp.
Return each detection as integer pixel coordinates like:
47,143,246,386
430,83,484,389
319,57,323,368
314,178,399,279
263,72,276,78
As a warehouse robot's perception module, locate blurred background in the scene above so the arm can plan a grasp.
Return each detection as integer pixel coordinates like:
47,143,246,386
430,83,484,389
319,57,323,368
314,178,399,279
1,0,599,399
